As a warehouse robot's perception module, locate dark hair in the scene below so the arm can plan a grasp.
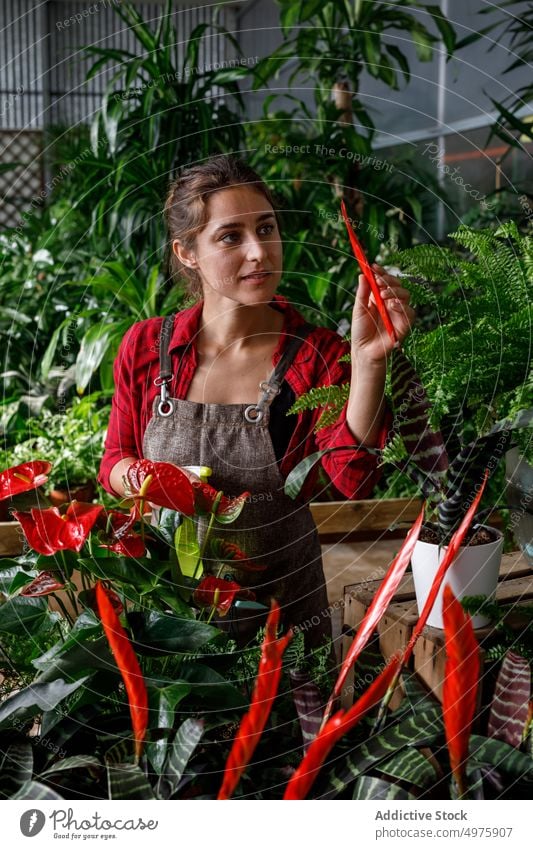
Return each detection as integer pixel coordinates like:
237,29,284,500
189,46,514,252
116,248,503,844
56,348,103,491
163,154,280,299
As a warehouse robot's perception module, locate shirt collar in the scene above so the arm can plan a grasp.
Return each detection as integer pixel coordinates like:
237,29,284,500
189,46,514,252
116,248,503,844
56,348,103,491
168,295,314,364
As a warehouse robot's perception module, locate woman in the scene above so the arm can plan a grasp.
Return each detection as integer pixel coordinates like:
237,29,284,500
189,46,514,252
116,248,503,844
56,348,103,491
98,155,414,650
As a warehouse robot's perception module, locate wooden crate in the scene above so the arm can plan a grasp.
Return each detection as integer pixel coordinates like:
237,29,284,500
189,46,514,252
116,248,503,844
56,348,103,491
341,551,533,707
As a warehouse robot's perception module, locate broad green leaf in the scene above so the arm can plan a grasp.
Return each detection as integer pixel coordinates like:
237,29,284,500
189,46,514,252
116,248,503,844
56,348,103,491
0,596,48,636
175,517,202,578
147,681,192,731
0,738,33,795
78,555,166,593
0,678,88,730
127,611,221,654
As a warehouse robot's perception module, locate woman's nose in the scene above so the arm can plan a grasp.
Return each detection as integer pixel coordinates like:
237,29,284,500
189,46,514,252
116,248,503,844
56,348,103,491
244,234,268,261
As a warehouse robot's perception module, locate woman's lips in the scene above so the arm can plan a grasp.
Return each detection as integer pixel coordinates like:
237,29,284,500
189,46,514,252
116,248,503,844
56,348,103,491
241,271,272,282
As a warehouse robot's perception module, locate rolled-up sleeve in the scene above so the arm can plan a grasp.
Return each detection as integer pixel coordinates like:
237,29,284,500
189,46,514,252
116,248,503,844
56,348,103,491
97,325,140,494
315,401,393,498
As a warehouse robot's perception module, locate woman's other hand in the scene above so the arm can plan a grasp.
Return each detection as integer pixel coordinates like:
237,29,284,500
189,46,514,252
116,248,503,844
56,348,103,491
351,263,415,363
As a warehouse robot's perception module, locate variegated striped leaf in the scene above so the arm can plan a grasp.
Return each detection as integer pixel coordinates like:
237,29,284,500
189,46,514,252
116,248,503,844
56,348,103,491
487,651,531,748
156,718,204,799
379,746,437,788
107,762,156,800
0,738,33,796
315,704,443,799
353,775,416,800
390,348,448,478
289,670,323,751
11,780,64,800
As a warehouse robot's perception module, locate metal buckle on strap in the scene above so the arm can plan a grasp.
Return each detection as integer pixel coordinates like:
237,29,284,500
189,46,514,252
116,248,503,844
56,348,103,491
156,379,174,417
244,379,280,424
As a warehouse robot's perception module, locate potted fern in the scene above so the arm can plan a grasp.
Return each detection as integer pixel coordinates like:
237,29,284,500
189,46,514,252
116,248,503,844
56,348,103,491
285,220,532,626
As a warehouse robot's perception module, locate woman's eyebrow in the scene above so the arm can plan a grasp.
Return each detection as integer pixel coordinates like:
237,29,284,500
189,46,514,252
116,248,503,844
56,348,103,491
211,212,275,236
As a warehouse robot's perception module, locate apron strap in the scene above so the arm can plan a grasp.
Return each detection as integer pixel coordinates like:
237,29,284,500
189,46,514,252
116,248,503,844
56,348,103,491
155,315,176,417
154,314,315,422
244,323,314,423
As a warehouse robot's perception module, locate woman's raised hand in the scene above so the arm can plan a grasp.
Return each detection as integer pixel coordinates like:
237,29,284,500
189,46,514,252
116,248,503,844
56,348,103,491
351,263,415,363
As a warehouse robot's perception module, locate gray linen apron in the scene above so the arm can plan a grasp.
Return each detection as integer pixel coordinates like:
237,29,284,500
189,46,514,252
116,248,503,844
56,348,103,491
142,315,332,650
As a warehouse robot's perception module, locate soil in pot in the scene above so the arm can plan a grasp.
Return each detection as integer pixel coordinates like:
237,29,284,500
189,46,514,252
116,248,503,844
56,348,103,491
411,524,503,629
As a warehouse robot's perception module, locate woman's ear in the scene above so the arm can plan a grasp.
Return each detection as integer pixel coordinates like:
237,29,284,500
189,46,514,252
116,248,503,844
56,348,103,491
172,238,197,268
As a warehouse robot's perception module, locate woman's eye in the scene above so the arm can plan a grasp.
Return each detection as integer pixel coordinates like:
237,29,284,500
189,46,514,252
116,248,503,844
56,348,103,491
220,224,275,244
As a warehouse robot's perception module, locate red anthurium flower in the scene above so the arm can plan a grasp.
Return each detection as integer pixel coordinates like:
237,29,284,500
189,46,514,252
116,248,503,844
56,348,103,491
192,482,250,522
13,501,104,555
193,575,255,616
126,460,195,515
20,570,65,597
0,461,52,501
98,508,146,558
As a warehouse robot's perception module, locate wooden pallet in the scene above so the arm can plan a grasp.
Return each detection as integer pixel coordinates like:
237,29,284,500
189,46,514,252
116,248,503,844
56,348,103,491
341,551,533,706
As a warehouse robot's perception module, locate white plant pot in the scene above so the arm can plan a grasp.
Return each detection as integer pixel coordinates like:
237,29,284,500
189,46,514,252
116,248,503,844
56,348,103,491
410,526,503,629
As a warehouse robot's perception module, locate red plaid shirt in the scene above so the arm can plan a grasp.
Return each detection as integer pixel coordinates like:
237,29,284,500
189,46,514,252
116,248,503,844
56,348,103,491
98,295,392,501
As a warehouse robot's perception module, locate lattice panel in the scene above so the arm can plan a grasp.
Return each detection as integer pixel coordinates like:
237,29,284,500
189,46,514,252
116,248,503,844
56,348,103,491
0,131,44,229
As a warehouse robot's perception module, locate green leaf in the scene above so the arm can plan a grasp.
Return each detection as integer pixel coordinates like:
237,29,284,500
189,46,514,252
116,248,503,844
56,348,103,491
156,718,204,799
0,678,88,730
284,445,377,499
78,556,167,593
127,611,221,654
0,737,33,795
178,663,247,709
0,596,48,636
107,762,155,800
147,681,192,731
11,780,64,800
379,746,437,787
175,516,202,578
39,755,102,777
353,775,416,800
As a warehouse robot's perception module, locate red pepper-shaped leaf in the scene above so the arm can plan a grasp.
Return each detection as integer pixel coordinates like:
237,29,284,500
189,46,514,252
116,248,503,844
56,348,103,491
193,576,255,616
341,199,397,345
323,505,425,724
13,501,104,555
284,656,401,800
0,460,52,501
487,651,531,749
21,570,65,597
98,508,146,558
402,471,488,666
95,582,148,760
209,539,267,572
192,482,250,523
218,601,292,799
83,585,124,616
442,584,481,798
126,460,195,515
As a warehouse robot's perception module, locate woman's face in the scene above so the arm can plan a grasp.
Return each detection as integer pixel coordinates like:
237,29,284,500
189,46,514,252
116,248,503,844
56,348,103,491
173,185,283,306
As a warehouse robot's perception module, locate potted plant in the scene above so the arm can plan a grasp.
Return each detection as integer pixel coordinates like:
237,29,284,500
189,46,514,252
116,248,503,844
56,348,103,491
0,396,110,508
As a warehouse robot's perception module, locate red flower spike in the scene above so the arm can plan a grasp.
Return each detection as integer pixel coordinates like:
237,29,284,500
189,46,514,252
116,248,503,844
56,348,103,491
323,505,425,724
0,461,52,501
442,585,480,798
340,199,398,345
193,576,255,616
402,471,489,666
284,656,401,800
13,501,104,555
21,570,65,597
95,582,148,760
126,460,195,515
218,601,292,800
